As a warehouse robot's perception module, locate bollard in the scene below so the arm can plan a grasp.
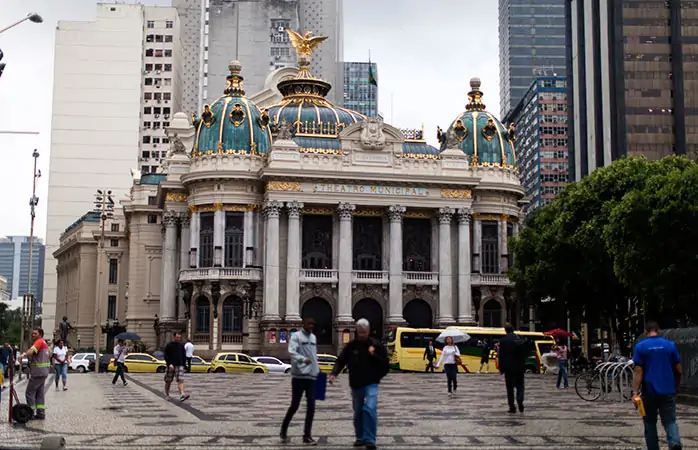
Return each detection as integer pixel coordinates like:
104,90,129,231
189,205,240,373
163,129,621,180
40,436,66,449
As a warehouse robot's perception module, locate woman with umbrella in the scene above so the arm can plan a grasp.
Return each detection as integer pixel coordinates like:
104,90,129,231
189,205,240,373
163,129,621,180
434,329,470,397
544,329,573,389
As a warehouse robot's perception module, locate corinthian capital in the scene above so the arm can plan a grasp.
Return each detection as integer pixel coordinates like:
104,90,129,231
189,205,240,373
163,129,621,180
179,213,191,227
437,207,454,225
262,200,283,219
286,201,304,219
163,210,179,227
456,208,472,225
387,205,406,222
336,202,356,220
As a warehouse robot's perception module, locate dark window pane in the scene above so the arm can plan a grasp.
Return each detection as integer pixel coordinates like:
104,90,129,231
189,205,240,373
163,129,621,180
224,212,244,267
353,217,382,270
199,212,214,268
302,215,333,269
108,259,118,284
481,222,499,274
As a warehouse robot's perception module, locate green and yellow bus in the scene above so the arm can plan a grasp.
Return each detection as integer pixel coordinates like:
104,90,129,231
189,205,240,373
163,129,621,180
386,326,555,373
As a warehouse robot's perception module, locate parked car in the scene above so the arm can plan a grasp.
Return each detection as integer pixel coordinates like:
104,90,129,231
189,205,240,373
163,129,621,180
253,356,292,374
210,353,268,374
69,353,97,373
107,353,167,373
189,355,211,373
99,354,113,373
318,354,348,374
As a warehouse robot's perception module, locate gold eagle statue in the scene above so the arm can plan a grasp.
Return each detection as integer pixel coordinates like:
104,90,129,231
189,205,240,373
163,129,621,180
286,29,328,56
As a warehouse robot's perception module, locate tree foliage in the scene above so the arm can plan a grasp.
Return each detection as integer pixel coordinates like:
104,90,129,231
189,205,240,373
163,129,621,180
510,156,698,343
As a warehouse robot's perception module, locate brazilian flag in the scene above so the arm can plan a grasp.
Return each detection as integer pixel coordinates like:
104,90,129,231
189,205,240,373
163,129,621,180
369,62,377,87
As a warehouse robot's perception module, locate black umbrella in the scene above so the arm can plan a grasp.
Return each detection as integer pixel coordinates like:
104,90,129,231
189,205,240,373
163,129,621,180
114,331,141,341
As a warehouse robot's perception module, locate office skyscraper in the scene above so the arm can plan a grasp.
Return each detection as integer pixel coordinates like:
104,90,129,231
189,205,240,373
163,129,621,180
342,62,378,116
567,0,696,181
0,236,45,311
499,0,567,118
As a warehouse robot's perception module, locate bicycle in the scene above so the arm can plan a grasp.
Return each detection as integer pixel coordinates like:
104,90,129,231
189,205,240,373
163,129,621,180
575,359,634,402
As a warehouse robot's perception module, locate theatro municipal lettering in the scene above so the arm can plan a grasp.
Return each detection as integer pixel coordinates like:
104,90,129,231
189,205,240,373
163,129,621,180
312,184,429,197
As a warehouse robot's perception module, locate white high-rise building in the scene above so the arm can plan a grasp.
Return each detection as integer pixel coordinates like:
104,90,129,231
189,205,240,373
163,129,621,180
42,3,183,333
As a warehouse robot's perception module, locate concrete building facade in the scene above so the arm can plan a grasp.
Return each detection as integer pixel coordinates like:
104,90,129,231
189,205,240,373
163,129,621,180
0,236,45,312
566,0,698,181
499,0,567,117
504,77,569,215
342,62,378,117
43,3,184,333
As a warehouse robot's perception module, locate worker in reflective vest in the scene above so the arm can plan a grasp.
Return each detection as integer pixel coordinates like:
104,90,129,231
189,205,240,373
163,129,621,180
19,328,50,420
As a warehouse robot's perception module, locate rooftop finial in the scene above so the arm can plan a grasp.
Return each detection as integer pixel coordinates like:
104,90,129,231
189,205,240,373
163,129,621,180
224,60,245,96
286,29,328,75
466,77,486,112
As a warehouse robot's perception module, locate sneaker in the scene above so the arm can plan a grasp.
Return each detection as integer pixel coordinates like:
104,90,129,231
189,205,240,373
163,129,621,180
669,444,682,450
353,440,364,447
302,436,317,446
365,443,377,450
63,387,67,391
508,408,517,414
452,390,457,397
180,394,190,402
518,404,525,413
123,381,128,387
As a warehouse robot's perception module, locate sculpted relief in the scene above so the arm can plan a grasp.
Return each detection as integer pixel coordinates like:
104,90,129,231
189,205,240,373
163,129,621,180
360,116,386,150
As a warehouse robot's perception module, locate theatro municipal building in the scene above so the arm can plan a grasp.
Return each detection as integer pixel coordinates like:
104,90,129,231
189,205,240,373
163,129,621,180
53,32,525,357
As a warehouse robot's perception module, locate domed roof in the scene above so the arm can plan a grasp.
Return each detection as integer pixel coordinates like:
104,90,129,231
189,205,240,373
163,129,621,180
439,78,517,169
192,61,272,157
266,30,364,152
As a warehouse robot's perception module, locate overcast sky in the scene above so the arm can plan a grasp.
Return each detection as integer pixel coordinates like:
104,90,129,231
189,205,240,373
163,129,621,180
0,0,499,239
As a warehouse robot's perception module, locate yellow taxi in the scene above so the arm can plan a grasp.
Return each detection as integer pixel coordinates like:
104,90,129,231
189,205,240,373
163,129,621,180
190,356,211,373
107,353,167,373
210,352,269,374
318,354,348,374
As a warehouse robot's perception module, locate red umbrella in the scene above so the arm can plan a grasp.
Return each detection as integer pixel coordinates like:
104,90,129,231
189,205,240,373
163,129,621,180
544,328,574,338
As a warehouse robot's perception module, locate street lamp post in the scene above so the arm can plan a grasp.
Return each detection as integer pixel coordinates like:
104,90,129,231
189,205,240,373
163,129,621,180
19,149,41,367
0,13,43,35
93,189,114,358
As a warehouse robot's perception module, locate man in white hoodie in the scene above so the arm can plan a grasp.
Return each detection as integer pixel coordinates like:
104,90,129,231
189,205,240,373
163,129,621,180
280,317,320,446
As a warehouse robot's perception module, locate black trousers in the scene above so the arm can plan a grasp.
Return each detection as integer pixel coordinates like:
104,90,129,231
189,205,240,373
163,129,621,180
425,359,435,373
504,371,525,409
281,378,316,438
185,357,192,373
444,364,458,392
112,362,126,385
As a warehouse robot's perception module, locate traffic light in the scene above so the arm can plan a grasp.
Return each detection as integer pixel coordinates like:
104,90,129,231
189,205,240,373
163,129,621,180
0,48,5,78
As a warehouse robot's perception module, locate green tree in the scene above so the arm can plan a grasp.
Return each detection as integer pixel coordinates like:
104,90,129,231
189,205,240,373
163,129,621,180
0,304,22,345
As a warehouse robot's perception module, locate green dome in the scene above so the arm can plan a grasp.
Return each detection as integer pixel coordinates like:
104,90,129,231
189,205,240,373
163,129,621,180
192,61,272,157
439,78,517,169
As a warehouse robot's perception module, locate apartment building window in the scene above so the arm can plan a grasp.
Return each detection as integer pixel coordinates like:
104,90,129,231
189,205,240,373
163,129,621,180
110,239,119,248
154,93,162,101
145,49,154,57
154,49,163,57
164,50,172,57
155,35,163,43
144,93,152,100
163,93,171,101
481,222,499,274
108,259,118,284
154,64,162,71
144,107,152,115
146,34,154,43
153,122,161,129
164,64,172,72
163,107,171,115
163,121,170,127
111,224,119,232
164,78,172,86
142,136,151,144
147,20,154,28
152,137,160,144
162,137,169,144
145,63,153,71
270,47,290,57
165,35,173,43
141,166,150,175
145,78,153,86
142,151,150,159
143,121,151,129
107,295,117,320
147,214,158,224
166,20,173,29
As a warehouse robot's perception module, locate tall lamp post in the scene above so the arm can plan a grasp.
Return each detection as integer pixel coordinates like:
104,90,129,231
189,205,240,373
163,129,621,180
0,13,43,35
93,189,114,356
19,149,41,364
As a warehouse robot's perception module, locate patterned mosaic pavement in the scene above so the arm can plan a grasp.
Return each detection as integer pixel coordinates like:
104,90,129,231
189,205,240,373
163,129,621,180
1,371,698,449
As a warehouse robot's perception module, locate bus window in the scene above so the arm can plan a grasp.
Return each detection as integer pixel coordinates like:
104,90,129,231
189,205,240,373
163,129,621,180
400,332,423,348
386,328,396,344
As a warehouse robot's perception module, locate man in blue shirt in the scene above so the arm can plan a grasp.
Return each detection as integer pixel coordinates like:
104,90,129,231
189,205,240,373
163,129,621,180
633,321,682,450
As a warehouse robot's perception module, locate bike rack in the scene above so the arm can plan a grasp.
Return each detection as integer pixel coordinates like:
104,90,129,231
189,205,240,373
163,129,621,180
596,361,635,402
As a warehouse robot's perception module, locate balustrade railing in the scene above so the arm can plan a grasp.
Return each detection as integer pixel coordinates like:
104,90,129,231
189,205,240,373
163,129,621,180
299,269,338,283
352,270,389,284
179,267,262,282
403,271,439,285
193,332,210,345
471,273,512,285
221,333,243,344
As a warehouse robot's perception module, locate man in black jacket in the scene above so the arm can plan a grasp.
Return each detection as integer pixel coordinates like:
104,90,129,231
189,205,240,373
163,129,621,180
164,332,190,402
330,318,389,450
498,323,526,413
423,340,436,373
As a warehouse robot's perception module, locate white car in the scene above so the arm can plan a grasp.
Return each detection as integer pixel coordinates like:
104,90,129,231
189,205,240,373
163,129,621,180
253,356,291,374
69,353,97,373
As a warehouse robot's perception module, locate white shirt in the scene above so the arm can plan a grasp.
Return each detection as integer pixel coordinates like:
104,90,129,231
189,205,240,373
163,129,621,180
184,342,194,358
114,344,128,363
436,345,460,366
53,346,68,364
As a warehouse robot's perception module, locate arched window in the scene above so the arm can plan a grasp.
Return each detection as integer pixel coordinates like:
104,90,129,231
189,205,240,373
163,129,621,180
353,217,382,270
222,296,243,333
483,300,502,328
403,218,431,271
302,215,332,269
195,297,210,333
224,212,244,267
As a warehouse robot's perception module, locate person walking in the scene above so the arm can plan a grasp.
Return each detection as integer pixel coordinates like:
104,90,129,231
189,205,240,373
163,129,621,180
478,339,492,374
555,339,569,389
52,339,70,391
0,342,11,388
423,340,437,373
632,321,683,450
330,318,389,450
434,336,460,397
498,323,526,413
112,339,128,386
19,328,50,420
164,332,190,402
184,339,195,373
280,317,319,446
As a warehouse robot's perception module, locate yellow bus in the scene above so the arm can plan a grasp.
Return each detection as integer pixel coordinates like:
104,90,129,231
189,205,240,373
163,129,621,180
386,326,555,374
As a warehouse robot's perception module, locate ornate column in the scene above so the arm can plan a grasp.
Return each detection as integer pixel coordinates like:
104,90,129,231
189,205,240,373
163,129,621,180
457,209,474,324
178,214,191,320
189,209,200,268
243,206,254,267
213,203,225,267
472,214,481,273
438,207,455,324
285,201,304,322
263,200,283,321
388,205,406,323
337,202,355,322
500,215,508,273
160,211,179,321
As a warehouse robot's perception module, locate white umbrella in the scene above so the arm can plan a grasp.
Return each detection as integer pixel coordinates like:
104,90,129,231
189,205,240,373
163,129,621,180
436,329,470,344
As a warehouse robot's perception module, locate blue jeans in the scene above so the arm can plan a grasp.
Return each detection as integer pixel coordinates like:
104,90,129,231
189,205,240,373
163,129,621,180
556,360,568,388
642,395,681,450
351,384,378,444
54,363,67,384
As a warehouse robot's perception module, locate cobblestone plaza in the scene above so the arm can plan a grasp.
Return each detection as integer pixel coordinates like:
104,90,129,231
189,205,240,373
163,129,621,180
2,373,697,449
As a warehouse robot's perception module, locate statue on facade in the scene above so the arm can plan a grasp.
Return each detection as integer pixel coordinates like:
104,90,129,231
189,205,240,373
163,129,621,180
360,116,386,150
445,127,460,149
437,126,446,146
59,316,73,343
276,119,293,141
170,133,187,155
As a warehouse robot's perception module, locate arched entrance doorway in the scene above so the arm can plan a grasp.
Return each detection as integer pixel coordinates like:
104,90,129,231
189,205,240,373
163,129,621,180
353,298,383,339
301,297,333,345
403,299,433,329
483,299,502,327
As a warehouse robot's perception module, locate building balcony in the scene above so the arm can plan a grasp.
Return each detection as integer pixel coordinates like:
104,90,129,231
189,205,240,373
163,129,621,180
352,270,389,285
178,267,262,283
403,271,439,286
299,269,338,285
471,273,513,286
